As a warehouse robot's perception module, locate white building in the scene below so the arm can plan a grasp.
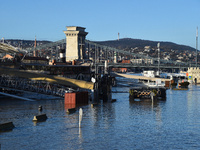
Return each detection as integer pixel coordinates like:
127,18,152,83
187,67,200,84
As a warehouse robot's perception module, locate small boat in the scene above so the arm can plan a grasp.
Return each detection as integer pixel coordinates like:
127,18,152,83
141,70,165,87
169,73,190,89
178,79,190,88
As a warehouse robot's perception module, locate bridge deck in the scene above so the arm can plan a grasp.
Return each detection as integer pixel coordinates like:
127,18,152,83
0,67,94,90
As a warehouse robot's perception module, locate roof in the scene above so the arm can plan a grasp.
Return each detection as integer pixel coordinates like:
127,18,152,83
3,54,14,59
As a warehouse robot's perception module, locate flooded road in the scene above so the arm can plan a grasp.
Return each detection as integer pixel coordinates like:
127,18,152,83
1,84,200,149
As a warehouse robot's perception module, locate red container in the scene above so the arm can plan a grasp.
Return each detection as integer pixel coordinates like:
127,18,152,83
64,103,76,109
64,91,88,108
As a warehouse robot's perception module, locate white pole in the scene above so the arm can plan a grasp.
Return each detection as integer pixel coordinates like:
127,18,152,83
104,60,108,74
79,108,83,128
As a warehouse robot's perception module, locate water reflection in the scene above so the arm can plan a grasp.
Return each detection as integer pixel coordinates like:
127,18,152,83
2,85,200,149
129,98,160,109
129,97,165,130
89,101,116,129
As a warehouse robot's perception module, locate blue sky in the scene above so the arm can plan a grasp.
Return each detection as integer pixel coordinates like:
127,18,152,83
1,0,200,48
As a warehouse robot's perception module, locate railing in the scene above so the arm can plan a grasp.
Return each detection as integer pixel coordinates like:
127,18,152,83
0,75,68,97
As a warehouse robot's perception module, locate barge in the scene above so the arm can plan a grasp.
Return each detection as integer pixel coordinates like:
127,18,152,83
129,87,166,100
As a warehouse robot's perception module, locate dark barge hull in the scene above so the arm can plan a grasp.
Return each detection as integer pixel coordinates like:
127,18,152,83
129,87,166,100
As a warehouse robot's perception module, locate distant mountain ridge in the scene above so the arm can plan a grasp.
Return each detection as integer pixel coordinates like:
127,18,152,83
3,38,196,52
94,38,196,52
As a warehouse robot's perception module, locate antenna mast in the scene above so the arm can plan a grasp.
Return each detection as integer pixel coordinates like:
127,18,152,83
33,36,37,57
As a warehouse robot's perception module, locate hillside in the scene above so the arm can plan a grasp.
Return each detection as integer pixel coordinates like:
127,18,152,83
2,38,197,63
4,38,195,52
4,39,52,49
94,38,196,52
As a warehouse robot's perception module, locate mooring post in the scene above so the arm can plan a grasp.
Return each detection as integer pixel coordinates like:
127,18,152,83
150,91,155,102
32,114,47,122
79,108,83,128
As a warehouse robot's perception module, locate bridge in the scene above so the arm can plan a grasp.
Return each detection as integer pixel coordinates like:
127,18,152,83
0,37,195,70
0,42,19,53
0,67,94,101
0,27,196,101
22,39,195,71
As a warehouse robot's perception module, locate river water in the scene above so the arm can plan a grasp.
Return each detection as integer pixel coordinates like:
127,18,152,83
1,78,200,150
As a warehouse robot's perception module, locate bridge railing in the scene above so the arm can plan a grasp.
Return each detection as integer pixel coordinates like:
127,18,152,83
0,75,67,97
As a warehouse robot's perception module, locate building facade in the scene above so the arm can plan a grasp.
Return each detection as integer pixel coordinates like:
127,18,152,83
187,67,200,84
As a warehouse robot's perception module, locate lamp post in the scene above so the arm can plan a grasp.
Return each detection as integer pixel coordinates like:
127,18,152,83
157,42,160,76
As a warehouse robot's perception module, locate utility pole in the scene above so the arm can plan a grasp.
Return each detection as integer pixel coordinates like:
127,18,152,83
33,36,36,57
95,44,98,90
196,27,198,68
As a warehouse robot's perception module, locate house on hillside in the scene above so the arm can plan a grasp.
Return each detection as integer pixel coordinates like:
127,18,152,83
3,54,14,60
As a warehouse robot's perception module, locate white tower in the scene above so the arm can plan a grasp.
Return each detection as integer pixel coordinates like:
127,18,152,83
64,26,88,62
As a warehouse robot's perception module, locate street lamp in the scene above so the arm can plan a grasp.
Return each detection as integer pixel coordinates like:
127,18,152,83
157,42,160,76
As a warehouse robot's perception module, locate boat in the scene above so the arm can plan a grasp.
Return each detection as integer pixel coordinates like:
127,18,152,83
143,70,156,78
141,70,165,87
164,72,190,89
140,79,166,88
